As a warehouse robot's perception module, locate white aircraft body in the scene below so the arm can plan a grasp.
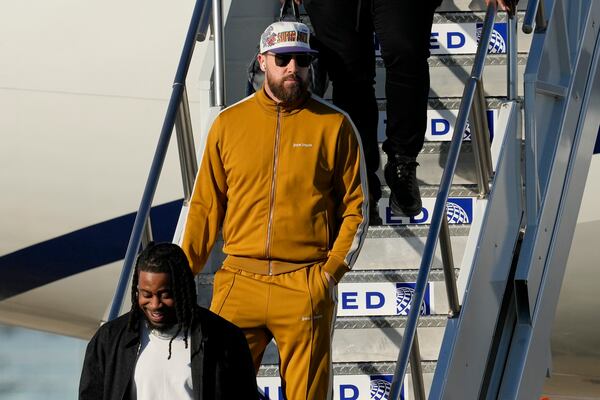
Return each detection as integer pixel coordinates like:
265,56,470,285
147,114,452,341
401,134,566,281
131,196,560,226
1,1,599,398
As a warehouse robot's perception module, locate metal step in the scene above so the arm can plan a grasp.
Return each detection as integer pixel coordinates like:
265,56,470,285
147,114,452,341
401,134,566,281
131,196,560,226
377,142,479,186
247,271,454,365
429,12,531,54
375,54,528,99
375,97,509,143
224,5,530,103
356,223,469,271
336,271,456,317
258,314,447,365
436,0,529,12
257,361,438,400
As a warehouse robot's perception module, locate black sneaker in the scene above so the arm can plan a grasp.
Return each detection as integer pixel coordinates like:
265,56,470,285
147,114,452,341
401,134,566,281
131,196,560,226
369,199,383,226
384,155,422,217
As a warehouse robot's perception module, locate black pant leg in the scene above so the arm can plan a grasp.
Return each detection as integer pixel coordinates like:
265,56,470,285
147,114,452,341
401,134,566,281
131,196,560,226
373,0,440,158
304,0,382,201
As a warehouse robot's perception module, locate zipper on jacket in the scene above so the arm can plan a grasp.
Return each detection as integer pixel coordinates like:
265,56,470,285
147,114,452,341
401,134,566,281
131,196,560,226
265,105,282,275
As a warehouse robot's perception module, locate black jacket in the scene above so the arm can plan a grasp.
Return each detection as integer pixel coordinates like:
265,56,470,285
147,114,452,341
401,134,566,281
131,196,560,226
79,306,258,400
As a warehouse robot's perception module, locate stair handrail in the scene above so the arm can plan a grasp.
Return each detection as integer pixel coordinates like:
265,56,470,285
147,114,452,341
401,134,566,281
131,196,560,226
107,0,212,322
388,3,499,398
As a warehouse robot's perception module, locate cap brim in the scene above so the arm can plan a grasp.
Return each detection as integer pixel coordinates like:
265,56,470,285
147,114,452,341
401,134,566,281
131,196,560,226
269,46,318,54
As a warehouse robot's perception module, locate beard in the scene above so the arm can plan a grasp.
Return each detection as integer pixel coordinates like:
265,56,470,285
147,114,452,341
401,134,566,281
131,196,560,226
145,317,175,332
266,71,309,105
140,307,177,332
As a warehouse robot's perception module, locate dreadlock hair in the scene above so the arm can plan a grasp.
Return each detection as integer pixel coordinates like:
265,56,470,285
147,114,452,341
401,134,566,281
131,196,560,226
127,242,197,360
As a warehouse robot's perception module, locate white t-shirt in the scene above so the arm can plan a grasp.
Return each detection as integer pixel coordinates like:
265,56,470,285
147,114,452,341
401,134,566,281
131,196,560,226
130,323,194,400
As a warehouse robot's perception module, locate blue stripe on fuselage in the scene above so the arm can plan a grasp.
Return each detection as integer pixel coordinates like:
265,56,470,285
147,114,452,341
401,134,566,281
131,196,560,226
0,200,182,301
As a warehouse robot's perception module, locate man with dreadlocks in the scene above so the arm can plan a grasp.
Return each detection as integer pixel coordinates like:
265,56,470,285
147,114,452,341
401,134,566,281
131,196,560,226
79,242,258,400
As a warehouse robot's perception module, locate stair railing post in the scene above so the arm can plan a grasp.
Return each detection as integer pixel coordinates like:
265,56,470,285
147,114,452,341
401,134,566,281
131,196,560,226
410,333,426,400
523,0,548,33
440,217,461,317
535,0,548,32
469,79,493,198
175,86,199,203
507,11,518,100
212,0,226,107
142,218,154,248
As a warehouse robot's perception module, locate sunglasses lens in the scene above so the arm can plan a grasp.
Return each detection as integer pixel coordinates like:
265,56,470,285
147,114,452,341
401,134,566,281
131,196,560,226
273,54,312,68
274,54,292,67
295,55,312,67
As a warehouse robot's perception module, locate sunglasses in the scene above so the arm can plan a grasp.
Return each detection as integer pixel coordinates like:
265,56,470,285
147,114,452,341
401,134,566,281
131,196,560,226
270,53,314,68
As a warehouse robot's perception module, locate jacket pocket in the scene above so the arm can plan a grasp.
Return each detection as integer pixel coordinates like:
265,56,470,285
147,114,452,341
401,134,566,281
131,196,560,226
209,267,236,316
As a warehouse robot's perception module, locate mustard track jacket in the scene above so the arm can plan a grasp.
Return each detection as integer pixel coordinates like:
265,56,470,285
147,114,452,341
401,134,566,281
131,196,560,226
181,88,368,283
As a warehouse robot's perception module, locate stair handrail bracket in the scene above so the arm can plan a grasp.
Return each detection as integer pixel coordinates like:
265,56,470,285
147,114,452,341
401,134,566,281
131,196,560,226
106,0,212,322
388,3,499,399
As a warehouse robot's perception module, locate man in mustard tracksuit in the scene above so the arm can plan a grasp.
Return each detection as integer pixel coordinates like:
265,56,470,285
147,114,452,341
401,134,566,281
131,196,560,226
181,21,368,399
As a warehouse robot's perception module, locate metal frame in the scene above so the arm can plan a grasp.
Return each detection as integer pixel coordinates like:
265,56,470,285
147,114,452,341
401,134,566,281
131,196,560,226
430,0,600,398
501,1,600,397
107,0,213,321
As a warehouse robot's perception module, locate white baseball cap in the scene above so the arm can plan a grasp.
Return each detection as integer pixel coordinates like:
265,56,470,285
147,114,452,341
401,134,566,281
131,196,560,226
259,21,318,54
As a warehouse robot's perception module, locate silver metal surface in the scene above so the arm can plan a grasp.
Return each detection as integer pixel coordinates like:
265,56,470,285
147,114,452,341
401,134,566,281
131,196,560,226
419,141,472,154
440,218,461,316
365,225,470,239
432,11,522,24
523,0,542,33
212,0,226,107
382,184,479,198
376,97,513,111
196,269,456,285
469,81,493,197
508,16,519,99
142,218,153,248
378,54,529,69
410,334,426,400
535,0,548,32
502,2,600,397
195,0,213,41
174,86,198,202
258,361,438,377
334,315,448,330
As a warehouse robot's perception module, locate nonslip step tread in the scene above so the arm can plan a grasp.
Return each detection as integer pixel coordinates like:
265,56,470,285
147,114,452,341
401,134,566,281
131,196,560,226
335,315,449,330
381,184,479,198
340,269,457,283
258,361,438,376
376,97,515,110
366,224,470,239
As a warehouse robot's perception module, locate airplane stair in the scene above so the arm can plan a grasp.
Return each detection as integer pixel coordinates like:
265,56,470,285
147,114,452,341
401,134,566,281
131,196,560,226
181,1,531,398
107,0,600,398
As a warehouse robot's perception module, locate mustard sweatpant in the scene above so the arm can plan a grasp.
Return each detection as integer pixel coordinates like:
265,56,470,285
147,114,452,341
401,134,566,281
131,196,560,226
210,263,337,400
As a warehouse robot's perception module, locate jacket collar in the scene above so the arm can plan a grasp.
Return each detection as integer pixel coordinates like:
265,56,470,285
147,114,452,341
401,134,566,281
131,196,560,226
255,85,310,116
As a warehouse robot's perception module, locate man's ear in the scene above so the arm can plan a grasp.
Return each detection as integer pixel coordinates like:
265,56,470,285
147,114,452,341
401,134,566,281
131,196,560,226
257,53,267,72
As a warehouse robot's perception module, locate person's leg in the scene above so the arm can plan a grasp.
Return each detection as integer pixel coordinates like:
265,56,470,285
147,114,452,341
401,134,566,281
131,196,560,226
210,266,272,371
304,0,382,224
267,265,336,400
373,0,441,216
